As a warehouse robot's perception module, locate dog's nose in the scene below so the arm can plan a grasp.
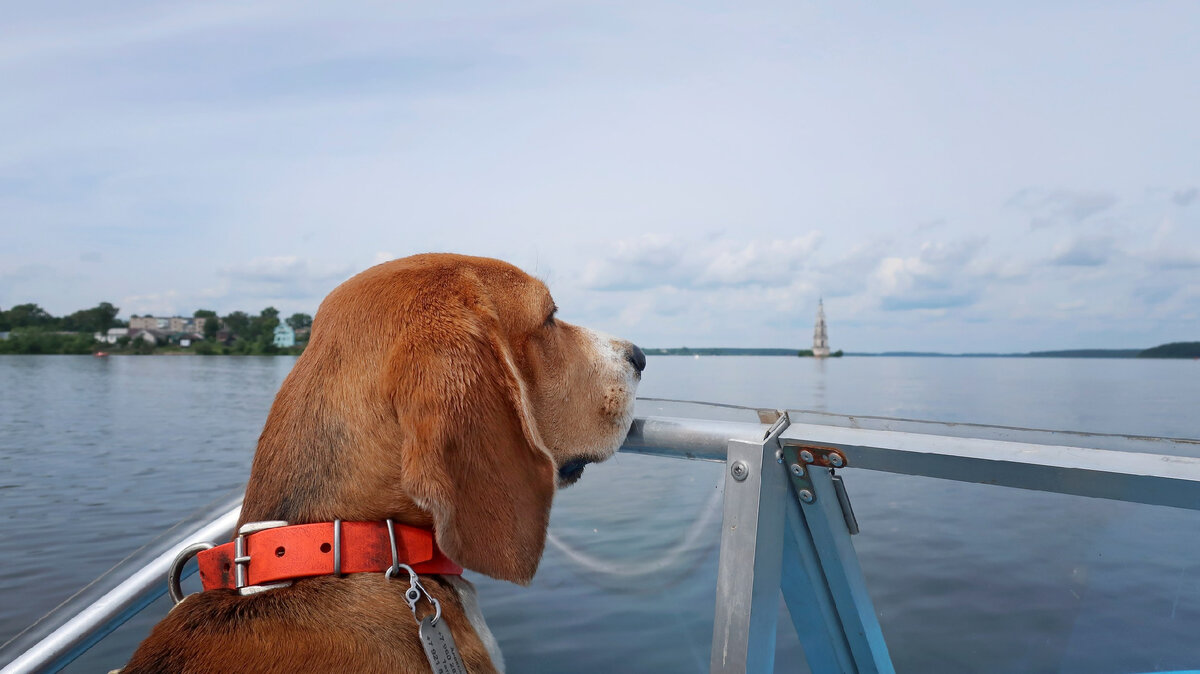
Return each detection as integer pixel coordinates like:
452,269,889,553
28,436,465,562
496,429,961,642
627,343,646,373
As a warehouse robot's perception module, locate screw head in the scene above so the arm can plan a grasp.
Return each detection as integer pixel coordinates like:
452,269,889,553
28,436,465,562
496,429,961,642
798,489,815,503
799,450,815,463
829,452,845,468
790,463,804,477
730,460,749,481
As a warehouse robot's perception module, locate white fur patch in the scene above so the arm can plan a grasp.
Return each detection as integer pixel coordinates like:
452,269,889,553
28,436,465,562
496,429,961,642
579,327,639,444
447,575,505,672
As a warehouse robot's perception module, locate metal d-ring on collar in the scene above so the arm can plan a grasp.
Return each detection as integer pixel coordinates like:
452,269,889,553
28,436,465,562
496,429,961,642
384,519,443,625
168,519,295,605
168,542,214,605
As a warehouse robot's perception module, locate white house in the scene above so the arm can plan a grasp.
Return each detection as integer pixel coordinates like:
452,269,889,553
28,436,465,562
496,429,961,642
273,323,296,348
94,327,130,344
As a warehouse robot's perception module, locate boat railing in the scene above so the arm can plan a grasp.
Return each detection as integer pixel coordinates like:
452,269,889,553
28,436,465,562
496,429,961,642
3,403,1199,673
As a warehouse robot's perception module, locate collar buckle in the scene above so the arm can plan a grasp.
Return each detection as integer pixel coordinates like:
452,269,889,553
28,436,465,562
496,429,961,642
234,520,292,596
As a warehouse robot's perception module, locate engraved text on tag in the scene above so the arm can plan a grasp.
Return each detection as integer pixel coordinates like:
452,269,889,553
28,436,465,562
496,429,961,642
418,615,469,674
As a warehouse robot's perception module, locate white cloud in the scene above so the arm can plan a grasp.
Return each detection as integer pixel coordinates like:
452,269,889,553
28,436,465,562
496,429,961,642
871,239,987,311
220,256,351,285
1050,235,1115,266
168,256,362,314
1140,220,1200,270
1007,188,1118,229
698,234,822,287
580,233,822,291
121,290,182,317
579,234,685,291
1172,187,1198,207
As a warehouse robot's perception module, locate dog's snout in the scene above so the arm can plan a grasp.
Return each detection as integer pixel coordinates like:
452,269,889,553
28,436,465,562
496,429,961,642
626,343,646,373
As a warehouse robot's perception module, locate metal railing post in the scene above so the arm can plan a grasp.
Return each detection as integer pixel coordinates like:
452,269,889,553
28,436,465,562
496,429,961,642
779,494,857,672
790,465,894,673
710,419,790,673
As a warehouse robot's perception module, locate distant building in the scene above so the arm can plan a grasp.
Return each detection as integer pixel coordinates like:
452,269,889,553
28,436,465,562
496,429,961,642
129,315,208,333
128,328,163,345
166,331,203,346
273,323,295,348
129,316,168,331
94,327,129,344
812,299,831,358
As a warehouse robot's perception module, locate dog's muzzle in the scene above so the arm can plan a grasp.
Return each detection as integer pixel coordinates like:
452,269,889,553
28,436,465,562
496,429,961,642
557,458,592,486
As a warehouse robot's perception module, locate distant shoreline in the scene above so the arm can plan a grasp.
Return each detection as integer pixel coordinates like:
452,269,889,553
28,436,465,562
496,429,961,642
4,337,1197,359
2,350,1197,360
645,343,1200,359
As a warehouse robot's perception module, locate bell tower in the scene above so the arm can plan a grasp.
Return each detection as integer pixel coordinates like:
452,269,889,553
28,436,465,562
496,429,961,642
812,299,830,358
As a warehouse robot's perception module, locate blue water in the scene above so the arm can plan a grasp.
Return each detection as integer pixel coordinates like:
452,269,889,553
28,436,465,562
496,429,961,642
1,355,1198,672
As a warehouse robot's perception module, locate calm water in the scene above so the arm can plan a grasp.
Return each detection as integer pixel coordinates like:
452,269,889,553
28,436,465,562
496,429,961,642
1,355,1198,672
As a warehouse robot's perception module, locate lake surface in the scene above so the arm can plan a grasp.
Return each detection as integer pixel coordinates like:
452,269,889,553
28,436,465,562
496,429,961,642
1,355,1198,672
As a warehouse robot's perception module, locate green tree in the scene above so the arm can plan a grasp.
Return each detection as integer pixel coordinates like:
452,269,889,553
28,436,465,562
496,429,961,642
222,311,251,338
62,302,120,333
97,302,122,332
286,313,313,330
1138,342,1200,358
250,307,280,344
5,303,55,329
131,338,156,355
0,331,94,354
258,307,280,333
193,309,220,340
0,308,9,331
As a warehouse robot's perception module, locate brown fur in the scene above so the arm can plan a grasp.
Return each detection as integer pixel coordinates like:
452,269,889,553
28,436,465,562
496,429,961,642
124,254,640,673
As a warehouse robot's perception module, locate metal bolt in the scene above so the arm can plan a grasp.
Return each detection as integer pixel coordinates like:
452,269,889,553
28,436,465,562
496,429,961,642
730,461,749,481
799,449,815,463
829,452,845,468
775,449,784,464
798,489,815,503
790,463,804,477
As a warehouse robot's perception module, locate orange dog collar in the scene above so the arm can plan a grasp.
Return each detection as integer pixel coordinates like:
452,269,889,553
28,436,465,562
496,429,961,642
194,520,462,593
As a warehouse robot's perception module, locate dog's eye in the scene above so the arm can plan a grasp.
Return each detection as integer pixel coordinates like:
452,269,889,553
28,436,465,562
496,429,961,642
544,307,558,327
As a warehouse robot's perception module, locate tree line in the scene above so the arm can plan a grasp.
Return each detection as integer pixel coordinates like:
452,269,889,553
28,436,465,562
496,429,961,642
0,302,122,334
0,302,314,355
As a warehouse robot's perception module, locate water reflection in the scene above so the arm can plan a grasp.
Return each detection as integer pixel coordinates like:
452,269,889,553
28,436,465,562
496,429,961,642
810,356,828,412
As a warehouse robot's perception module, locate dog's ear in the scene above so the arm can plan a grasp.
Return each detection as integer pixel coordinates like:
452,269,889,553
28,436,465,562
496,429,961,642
388,309,555,585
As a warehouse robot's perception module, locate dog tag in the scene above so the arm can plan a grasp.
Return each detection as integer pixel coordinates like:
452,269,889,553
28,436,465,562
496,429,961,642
418,615,469,674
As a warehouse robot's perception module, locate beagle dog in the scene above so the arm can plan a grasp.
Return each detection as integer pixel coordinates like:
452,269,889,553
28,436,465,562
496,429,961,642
123,253,645,673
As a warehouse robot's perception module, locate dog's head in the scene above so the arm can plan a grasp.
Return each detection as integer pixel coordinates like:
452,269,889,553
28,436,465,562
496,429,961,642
242,253,643,585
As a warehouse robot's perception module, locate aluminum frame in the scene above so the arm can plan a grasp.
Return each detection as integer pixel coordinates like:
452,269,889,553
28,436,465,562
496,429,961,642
624,415,1200,510
711,437,789,672
0,503,242,674
622,411,1200,673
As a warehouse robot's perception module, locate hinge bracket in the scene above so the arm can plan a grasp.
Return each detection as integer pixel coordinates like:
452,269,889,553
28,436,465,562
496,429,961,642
782,443,859,535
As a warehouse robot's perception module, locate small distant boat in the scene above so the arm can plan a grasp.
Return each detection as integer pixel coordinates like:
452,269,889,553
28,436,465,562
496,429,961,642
94,352,109,358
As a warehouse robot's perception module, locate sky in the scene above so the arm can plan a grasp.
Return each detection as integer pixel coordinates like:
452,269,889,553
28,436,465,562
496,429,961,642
1,1,1197,352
